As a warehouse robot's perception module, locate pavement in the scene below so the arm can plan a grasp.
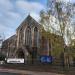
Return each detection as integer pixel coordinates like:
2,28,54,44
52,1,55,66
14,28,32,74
0,68,64,75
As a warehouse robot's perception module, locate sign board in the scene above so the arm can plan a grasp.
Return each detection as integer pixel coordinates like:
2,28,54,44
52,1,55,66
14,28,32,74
7,58,24,63
40,56,53,63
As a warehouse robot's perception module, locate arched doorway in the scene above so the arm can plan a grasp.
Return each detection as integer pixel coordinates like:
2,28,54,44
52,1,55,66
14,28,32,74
17,49,24,58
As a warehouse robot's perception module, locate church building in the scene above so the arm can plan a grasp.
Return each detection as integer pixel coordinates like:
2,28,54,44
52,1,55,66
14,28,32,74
1,15,64,64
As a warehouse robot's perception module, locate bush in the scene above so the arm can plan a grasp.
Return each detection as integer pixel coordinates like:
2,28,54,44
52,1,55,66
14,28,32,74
0,53,6,61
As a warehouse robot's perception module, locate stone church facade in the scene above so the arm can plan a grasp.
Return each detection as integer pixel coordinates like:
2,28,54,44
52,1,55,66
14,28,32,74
15,15,43,63
1,15,64,64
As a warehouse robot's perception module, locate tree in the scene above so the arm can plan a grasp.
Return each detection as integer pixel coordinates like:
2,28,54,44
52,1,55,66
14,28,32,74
40,0,65,58
0,53,6,61
46,0,75,66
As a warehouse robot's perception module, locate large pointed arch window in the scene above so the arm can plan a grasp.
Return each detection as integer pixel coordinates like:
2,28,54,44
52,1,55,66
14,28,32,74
34,27,38,47
19,28,24,44
25,26,32,46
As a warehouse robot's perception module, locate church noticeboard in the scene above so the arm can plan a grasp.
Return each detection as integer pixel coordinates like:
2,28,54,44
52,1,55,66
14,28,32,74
40,56,53,63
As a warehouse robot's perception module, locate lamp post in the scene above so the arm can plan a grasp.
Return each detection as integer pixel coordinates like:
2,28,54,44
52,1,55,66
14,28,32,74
8,42,10,58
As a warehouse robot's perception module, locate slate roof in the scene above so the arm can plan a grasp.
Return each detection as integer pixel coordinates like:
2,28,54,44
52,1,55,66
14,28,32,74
16,15,40,31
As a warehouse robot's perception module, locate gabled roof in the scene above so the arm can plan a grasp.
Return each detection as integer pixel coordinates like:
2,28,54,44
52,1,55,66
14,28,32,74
3,35,16,43
16,15,40,31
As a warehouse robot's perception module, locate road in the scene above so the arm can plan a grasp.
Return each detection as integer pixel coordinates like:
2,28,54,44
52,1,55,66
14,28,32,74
0,68,64,75
0,72,20,75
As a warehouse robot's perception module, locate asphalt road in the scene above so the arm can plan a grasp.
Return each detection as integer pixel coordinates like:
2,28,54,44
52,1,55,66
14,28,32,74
0,72,21,75
0,68,64,75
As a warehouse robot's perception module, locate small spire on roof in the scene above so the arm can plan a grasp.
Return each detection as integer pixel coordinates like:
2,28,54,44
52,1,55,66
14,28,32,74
28,12,30,16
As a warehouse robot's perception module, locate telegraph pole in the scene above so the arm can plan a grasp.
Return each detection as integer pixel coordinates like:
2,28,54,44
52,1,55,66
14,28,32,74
0,33,5,52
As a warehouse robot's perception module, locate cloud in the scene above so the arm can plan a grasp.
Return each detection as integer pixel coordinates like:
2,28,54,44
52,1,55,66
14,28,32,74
0,0,21,39
0,24,16,39
0,0,21,20
16,0,45,21
0,24,8,32
16,0,45,13
0,0,46,39
30,12,40,21
6,11,21,20
0,0,13,11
